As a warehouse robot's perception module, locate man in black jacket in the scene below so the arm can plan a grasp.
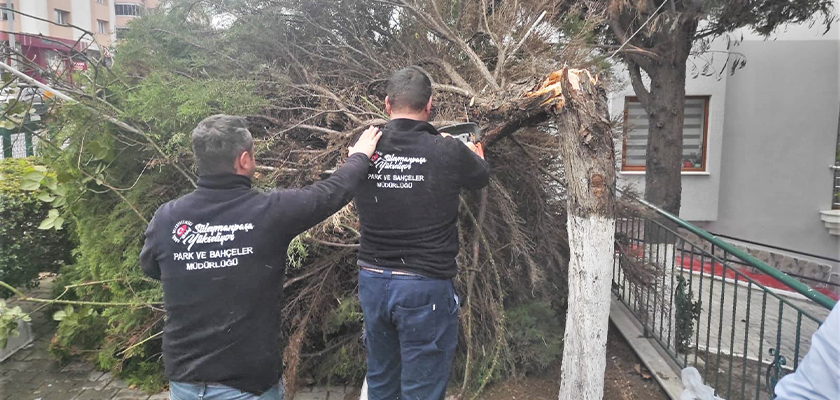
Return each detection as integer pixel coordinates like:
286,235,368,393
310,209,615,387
140,115,381,400
354,67,490,400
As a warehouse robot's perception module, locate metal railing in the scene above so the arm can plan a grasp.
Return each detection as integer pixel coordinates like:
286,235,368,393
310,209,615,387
612,196,837,400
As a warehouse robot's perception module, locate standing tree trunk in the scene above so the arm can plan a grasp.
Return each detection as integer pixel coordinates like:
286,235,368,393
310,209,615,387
620,22,695,347
641,62,687,217
529,68,616,400
617,15,698,218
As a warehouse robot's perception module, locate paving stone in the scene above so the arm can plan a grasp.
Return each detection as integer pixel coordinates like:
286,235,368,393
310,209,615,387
1,360,50,372
23,347,52,361
30,379,87,399
325,385,346,394
26,393,77,400
96,372,116,385
146,392,169,400
66,371,109,391
35,369,75,384
61,362,94,373
0,377,43,396
10,346,35,362
111,389,151,400
294,392,329,400
71,388,120,400
1,369,41,383
104,378,130,390
31,325,56,340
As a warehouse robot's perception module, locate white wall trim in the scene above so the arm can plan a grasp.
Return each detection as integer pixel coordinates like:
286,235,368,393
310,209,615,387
619,171,711,176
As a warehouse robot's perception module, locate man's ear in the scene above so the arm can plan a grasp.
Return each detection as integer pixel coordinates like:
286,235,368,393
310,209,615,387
424,97,432,115
234,150,253,174
385,96,392,116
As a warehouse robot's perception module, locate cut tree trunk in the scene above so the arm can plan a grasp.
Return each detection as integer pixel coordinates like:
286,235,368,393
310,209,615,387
528,68,616,400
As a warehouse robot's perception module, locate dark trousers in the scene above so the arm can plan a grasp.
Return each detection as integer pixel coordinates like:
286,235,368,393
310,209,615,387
358,269,459,400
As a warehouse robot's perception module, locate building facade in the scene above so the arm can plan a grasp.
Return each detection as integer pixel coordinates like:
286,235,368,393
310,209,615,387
0,0,158,160
611,4,840,289
0,0,157,77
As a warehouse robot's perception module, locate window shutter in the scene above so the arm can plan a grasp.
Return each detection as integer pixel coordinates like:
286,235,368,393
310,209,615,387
623,97,708,171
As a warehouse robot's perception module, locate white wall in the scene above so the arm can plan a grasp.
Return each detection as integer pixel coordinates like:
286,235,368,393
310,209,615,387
70,0,92,42
610,38,729,222
19,0,50,36
109,0,117,46
698,7,840,259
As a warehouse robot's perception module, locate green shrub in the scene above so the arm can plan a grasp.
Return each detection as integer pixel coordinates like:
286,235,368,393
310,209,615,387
675,275,701,353
299,296,366,383
504,301,564,376
48,305,109,364
0,158,74,298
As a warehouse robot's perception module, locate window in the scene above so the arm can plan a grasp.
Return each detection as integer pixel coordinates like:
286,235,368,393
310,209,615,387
115,4,142,16
97,0,107,4
622,96,709,172
54,9,70,25
97,20,109,34
115,27,129,39
0,132,36,159
2,4,13,21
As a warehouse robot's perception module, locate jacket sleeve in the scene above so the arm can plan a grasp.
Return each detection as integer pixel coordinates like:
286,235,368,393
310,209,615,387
139,214,161,280
455,140,491,190
273,153,370,236
773,301,840,399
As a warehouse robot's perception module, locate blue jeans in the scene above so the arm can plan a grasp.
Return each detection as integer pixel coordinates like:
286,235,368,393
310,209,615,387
359,269,460,400
169,381,283,400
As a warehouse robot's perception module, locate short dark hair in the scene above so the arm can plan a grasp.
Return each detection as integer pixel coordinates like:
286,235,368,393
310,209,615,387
191,115,254,176
386,67,432,112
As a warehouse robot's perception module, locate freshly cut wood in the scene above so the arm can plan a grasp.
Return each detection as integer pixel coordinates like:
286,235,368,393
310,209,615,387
527,68,617,400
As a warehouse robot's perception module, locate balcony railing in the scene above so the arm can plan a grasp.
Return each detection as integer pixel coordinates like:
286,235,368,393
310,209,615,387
613,194,836,400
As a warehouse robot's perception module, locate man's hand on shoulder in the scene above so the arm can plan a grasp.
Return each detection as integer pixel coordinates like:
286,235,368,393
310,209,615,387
349,126,383,158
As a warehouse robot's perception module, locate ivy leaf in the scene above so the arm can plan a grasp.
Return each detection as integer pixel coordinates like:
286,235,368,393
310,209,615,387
38,209,61,230
53,310,67,321
38,216,56,230
36,192,56,203
20,180,41,191
43,176,58,191
56,172,74,183
22,171,44,182
87,142,110,161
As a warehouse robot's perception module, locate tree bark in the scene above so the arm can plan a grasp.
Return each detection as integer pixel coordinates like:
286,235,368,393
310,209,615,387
612,7,699,219
642,62,686,218
528,68,616,400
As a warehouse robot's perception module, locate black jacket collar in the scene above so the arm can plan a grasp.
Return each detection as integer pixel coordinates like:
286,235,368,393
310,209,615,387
385,118,439,136
196,174,252,190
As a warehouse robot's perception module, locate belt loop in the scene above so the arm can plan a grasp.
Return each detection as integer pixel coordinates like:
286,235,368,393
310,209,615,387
383,269,392,278
198,383,206,399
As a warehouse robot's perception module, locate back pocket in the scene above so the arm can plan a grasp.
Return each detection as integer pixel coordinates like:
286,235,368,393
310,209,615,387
394,303,436,344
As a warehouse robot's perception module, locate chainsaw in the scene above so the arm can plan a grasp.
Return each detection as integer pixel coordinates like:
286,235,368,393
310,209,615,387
438,122,484,158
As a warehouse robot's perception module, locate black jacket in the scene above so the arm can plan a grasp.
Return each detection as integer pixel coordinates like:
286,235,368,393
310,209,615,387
354,119,490,279
139,153,370,395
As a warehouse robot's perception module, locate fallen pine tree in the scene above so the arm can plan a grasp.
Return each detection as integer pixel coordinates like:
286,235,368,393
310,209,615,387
0,0,654,397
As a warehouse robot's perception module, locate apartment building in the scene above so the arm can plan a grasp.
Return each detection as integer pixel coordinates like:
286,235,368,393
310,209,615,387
115,0,158,36
0,0,157,76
